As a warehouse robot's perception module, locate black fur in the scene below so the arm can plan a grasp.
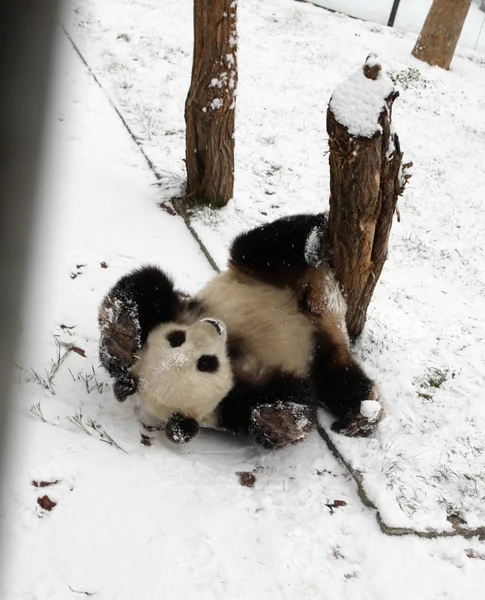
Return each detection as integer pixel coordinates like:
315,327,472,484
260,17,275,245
229,213,328,287
226,334,245,362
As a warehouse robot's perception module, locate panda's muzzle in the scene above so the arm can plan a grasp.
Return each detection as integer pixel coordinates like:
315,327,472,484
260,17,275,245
203,318,224,336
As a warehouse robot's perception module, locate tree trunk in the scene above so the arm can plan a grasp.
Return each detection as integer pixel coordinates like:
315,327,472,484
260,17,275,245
411,0,471,70
185,0,238,208
327,56,411,338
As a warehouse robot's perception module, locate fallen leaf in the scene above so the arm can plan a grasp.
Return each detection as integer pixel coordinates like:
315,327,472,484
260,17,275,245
72,347,86,357
237,472,256,488
37,495,57,511
32,480,59,488
100,262,108,268
326,499,347,514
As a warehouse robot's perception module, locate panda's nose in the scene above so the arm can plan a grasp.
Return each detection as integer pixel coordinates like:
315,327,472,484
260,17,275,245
203,318,224,336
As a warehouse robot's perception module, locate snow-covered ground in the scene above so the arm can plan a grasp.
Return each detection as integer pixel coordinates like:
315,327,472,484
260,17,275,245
2,0,485,597
309,0,485,55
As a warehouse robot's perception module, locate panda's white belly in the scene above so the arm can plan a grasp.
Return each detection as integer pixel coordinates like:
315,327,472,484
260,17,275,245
198,270,315,379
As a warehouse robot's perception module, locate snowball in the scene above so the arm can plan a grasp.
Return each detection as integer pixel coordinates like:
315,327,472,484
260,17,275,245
360,400,381,421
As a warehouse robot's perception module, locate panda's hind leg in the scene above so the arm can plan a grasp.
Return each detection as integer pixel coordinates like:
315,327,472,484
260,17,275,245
229,213,328,288
309,320,385,437
304,266,384,436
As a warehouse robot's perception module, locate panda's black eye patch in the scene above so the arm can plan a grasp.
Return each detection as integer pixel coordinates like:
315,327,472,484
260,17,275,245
197,355,219,373
167,330,186,348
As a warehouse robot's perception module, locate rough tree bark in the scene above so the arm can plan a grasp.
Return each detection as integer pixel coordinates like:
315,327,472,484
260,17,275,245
412,0,472,70
185,0,238,208
327,55,412,338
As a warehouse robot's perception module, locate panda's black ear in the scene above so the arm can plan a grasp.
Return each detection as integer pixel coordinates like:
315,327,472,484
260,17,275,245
165,413,200,444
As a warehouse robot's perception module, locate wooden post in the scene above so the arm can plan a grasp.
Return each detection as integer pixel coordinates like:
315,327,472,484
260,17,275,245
327,55,411,338
184,0,238,208
412,0,472,70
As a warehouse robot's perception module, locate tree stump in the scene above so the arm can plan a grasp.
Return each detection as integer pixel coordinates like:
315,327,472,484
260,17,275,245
184,0,238,208
327,55,411,338
412,0,471,70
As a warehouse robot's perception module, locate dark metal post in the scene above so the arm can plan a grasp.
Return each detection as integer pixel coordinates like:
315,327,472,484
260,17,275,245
388,0,401,27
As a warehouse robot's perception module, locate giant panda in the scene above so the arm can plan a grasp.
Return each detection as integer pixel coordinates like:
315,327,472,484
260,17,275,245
98,213,384,449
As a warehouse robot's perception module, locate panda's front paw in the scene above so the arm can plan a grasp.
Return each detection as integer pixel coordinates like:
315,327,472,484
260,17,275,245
165,413,200,444
250,403,315,449
113,376,138,402
332,399,384,437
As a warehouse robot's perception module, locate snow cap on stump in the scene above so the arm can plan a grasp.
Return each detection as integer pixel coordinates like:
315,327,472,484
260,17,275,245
329,54,395,138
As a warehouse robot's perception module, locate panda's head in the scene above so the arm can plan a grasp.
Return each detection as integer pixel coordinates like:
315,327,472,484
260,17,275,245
131,318,233,443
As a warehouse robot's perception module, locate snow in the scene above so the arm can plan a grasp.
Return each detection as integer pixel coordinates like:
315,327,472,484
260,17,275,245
210,98,224,110
329,55,395,137
320,268,347,318
2,0,485,597
304,226,322,266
